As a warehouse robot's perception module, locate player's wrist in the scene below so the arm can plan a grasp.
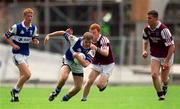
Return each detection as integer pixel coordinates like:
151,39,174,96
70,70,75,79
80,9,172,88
46,35,50,39
96,47,101,53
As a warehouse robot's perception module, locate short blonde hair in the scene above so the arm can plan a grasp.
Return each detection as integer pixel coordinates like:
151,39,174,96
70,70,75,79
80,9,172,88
83,32,93,41
23,8,34,16
89,23,101,32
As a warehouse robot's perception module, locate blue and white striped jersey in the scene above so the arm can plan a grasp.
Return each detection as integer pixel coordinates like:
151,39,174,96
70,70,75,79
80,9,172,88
4,21,38,56
63,32,93,63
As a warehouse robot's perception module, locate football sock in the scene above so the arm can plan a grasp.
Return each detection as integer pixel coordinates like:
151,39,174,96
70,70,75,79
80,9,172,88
157,91,164,97
55,87,61,94
162,85,168,95
14,86,20,92
81,96,87,101
62,94,70,101
157,91,165,100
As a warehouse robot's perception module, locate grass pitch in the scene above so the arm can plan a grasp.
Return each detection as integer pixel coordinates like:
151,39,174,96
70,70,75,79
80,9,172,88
0,85,179,109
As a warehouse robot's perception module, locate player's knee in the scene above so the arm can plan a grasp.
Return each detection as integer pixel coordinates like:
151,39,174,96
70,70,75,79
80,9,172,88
151,73,159,79
25,72,31,80
96,82,105,89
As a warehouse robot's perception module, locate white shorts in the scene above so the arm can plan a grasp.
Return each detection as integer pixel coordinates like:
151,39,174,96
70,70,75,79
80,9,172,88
91,63,115,76
63,57,83,74
13,54,29,65
151,54,174,65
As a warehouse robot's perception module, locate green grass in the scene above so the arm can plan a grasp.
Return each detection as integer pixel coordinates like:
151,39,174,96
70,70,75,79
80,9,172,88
0,85,180,109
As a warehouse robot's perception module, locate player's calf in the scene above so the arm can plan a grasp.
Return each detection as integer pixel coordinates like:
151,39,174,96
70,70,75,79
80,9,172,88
162,85,168,95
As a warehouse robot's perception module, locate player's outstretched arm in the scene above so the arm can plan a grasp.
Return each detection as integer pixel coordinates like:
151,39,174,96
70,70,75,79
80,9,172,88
44,31,66,45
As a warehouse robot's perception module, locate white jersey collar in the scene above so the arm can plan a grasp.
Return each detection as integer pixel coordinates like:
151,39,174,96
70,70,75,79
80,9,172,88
22,21,32,29
148,21,161,31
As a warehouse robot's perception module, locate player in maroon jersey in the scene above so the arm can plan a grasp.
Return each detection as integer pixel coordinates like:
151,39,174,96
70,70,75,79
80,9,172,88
81,23,115,101
142,10,175,100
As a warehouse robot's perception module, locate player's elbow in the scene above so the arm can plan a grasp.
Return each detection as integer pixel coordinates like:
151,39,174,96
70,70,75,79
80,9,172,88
172,44,175,51
102,51,109,57
170,44,175,52
104,52,109,57
82,61,90,68
3,35,8,40
82,63,88,68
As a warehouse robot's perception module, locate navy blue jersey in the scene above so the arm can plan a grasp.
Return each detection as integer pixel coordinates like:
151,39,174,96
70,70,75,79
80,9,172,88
4,21,38,56
63,32,93,63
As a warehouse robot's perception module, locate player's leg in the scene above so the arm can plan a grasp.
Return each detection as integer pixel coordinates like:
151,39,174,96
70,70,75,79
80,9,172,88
81,70,99,101
16,63,31,89
161,68,170,95
62,73,83,101
151,59,164,100
96,74,109,92
96,63,114,92
11,55,31,102
161,54,174,96
48,65,70,101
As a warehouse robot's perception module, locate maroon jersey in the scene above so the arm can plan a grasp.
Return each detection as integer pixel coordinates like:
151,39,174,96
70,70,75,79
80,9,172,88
92,35,115,65
143,21,174,58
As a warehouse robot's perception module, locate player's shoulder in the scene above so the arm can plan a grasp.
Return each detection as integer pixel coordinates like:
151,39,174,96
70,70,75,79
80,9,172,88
16,22,23,26
100,35,110,43
31,23,38,28
11,24,17,29
159,23,168,30
143,24,149,31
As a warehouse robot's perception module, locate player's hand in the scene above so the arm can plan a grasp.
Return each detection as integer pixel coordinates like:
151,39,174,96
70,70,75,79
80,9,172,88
73,52,79,58
163,59,170,70
142,51,148,59
90,44,97,51
12,44,20,50
66,28,73,35
44,35,50,45
32,39,39,45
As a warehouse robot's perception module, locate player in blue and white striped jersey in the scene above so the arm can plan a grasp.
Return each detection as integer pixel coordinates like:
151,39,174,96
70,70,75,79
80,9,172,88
44,29,96,102
3,8,39,102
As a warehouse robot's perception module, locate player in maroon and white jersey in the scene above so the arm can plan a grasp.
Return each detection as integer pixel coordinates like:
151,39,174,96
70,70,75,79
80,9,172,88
142,10,175,100
81,23,115,101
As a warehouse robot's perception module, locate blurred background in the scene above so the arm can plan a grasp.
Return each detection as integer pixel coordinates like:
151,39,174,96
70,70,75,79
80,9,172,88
0,0,180,86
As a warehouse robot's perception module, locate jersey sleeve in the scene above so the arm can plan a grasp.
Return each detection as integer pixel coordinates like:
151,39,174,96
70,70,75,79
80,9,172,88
85,50,94,63
32,26,39,39
100,36,110,49
142,29,149,43
4,24,17,38
142,30,148,40
63,32,78,45
161,28,174,46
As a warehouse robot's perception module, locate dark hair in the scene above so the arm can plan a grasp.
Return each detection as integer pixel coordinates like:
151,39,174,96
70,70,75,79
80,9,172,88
147,10,158,18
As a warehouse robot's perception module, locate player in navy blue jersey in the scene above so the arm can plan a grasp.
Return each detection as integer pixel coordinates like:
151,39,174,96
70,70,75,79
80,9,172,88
3,8,39,102
142,10,175,100
81,23,115,101
44,30,96,102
